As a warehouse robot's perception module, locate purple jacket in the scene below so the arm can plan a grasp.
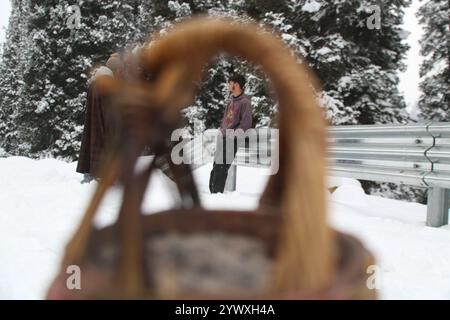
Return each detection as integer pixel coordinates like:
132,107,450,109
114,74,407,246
219,93,252,136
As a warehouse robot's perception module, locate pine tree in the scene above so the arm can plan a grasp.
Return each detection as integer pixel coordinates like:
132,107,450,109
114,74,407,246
1,0,152,158
0,0,31,155
140,1,246,134
287,0,410,125
417,0,449,121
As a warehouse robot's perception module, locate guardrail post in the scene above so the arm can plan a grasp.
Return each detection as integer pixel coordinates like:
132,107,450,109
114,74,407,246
426,187,449,227
225,164,237,192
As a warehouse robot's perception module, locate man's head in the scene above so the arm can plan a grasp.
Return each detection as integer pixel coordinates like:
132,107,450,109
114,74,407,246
106,53,124,78
228,74,246,96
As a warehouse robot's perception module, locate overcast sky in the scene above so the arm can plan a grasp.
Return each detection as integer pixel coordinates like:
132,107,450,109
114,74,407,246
0,0,11,45
398,0,424,118
0,0,424,116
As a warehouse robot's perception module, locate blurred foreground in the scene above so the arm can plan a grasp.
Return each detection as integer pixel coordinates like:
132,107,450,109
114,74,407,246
0,156,449,299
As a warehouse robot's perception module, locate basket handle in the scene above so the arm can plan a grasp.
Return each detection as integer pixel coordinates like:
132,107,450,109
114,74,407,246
139,17,335,294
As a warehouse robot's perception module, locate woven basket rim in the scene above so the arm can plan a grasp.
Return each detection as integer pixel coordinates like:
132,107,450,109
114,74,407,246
77,213,374,299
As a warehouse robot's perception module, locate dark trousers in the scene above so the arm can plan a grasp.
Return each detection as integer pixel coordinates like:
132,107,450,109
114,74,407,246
209,137,238,193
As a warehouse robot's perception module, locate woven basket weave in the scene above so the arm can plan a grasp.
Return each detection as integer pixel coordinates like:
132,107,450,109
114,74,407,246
47,17,376,300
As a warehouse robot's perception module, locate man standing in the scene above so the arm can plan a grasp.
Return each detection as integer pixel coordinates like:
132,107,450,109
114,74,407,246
209,74,252,193
76,53,123,182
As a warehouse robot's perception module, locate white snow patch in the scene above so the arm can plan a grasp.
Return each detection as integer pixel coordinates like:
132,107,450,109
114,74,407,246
0,157,449,299
316,46,332,56
301,0,322,13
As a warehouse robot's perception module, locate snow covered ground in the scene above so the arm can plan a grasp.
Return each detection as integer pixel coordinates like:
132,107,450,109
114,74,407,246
0,156,449,299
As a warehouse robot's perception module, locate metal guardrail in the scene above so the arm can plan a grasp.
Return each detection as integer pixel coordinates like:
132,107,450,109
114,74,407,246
181,123,450,227
328,123,450,189
328,122,450,227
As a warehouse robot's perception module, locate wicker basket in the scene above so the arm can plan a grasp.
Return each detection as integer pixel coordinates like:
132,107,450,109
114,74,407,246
47,17,376,300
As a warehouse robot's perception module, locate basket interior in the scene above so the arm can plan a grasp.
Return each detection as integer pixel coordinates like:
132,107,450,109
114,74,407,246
147,231,272,295
87,210,280,296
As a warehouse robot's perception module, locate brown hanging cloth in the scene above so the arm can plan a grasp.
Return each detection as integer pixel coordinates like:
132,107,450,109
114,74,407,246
47,17,376,300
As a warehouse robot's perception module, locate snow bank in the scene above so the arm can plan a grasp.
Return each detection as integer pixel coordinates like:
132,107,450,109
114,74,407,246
0,157,449,299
